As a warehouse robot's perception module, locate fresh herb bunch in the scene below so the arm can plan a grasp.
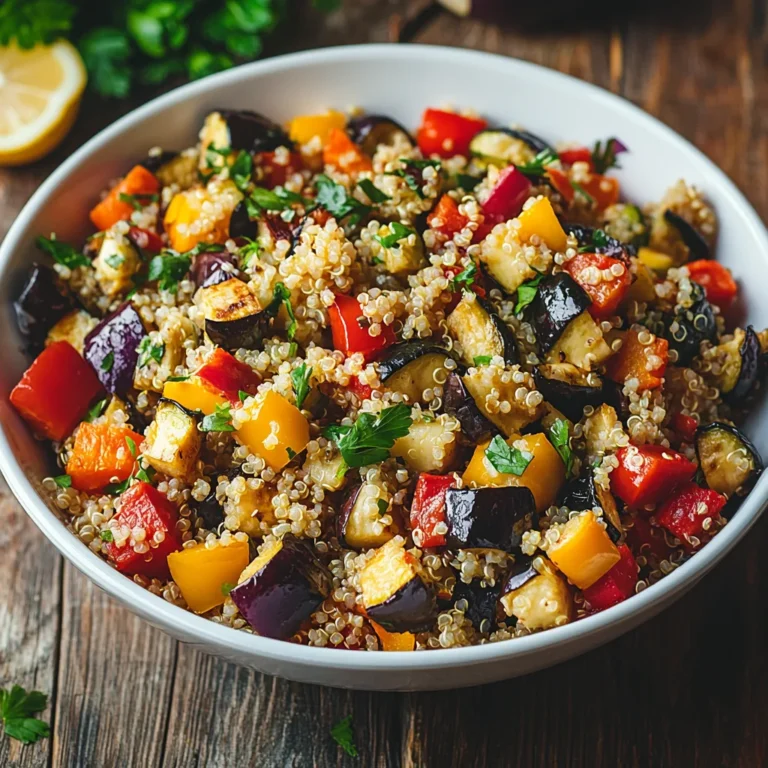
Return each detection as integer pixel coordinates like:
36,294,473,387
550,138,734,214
0,0,340,99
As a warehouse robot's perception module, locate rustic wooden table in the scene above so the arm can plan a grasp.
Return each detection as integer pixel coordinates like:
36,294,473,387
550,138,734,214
2,1,767,765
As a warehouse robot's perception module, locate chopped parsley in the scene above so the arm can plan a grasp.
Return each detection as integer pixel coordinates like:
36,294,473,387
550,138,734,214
100,530,114,542
315,174,370,226
323,403,412,471
473,355,492,366
221,582,235,596
571,180,595,205
455,172,483,191
578,228,611,253
135,460,156,484
105,477,131,494
118,192,159,210
101,351,114,372
137,336,165,368
147,251,191,293
166,375,190,382
515,148,559,177
85,398,108,422
105,252,125,269
386,157,441,199
238,390,250,403
237,237,260,268
376,498,388,516
204,143,232,171
199,402,235,433
35,234,90,270
374,222,416,249
285,446,296,460
357,178,391,203
125,436,138,457
53,474,71,488
246,186,308,217
265,282,297,340
484,435,532,476
449,262,477,291
514,272,545,314
546,418,573,477
330,715,358,757
291,363,313,410
591,137,627,175
0,684,50,744
229,150,253,193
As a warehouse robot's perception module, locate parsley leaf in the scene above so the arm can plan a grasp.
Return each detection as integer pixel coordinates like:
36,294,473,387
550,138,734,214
357,178,391,203
199,402,235,433
0,684,50,744
166,375,190,382
591,137,628,175
571,180,595,205
86,399,108,422
237,237,260,268
54,474,71,488
515,148,559,177
100,530,114,542
330,715,358,757
125,436,138,458
374,222,416,249
105,477,131,495
484,435,532,476
546,418,573,477
473,355,492,366
134,460,156,484
221,582,235,596
265,282,297,340
376,498,388,516
247,186,308,216
578,228,611,253
105,252,125,269
0,0,75,49
79,27,133,100
36,235,90,270
147,251,191,293
101,351,114,372
118,192,159,211
238,390,250,403
386,158,441,199
230,150,253,192
315,174,370,226
449,262,477,291
514,272,546,314
455,173,483,191
322,404,412,470
291,363,312,409
137,336,165,368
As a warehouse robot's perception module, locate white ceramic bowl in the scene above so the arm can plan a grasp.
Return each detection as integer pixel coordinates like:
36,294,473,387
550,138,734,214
2,44,767,691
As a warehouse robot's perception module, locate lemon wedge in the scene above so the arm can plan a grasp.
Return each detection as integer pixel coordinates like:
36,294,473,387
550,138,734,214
0,41,87,166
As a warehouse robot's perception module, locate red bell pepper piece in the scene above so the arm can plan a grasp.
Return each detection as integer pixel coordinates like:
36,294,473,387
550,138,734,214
656,482,726,550
127,227,164,253
564,251,632,319
606,328,668,391
105,482,182,579
416,108,487,158
329,294,396,361
582,544,638,611
546,167,620,209
672,413,698,444
558,146,594,170
257,150,305,189
347,375,373,402
481,165,532,226
410,473,455,548
427,194,469,238
625,515,673,565
196,348,261,403
10,341,103,442
686,260,737,308
611,444,697,509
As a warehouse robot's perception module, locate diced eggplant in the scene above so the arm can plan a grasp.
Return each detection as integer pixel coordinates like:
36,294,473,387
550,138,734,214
231,535,332,639
500,556,572,630
452,579,500,632
45,310,98,355
533,363,604,422
359,538,436,633
443,372,496,443
530,272,591,354
195,482,226,531
562,223,634,260
303,446,347,491
192,250,241,288
391,418,459,473
664,283,717,366
203,109,292,155
558,471,623,543
200,277,265,351
546,311,612,370
469,128,554,165
378,341,457,404
444,486,536,552
695,422,763,497
446,292,519,366
14,263,74,349
84,302,146,395
663,210,711,260
502,555,538,594
142,399,201,481
480,235,540,294
93,233,141,297
346,115,414,156
713,326,762,404
337,483,395,550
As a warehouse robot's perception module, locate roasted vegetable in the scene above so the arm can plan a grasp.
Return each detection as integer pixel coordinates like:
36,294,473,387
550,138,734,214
655,482,726,550
663,209,711,261
11,341,103,442
451,579,500,631
200,277,264,351
516,197,568,252
416,108,487,158
686,260,737,308
163,377,228,416
481,166,532,225
230,535,332,639
582,544,638,611
359,538,436,633
500,557,572,630
346,114,413,156
558,470,623,543
410,472,454,548
89,165,160,231
142,399,201,481
695,422,763,498
664,283,717,366
329,293,396,361
391,418,459,474
14,263,73,349
563,251,631,320
192,250,240,288
93,233,141,297
288,109,347,145
84,302,146,396
446,292,518,366
378,341,457,404
443,372,496,443
711,326,762,403
196,348,261,402
203,109,292,154
533,364,604,422
338,483,396,550
444,486,536,552
469,127,554,162
546,311,612,370
45,310,98,354
606,327,668,391
374,223,427,274
167,539,250,614
530,272,592,354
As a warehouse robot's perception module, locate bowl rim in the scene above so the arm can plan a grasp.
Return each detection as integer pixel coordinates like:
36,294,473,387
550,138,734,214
2,42,767,672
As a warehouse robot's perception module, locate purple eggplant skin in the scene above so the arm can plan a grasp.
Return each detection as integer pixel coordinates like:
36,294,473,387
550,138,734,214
14,263,74,350
140,149,178,175
533,367,605,423
664,283,717,366
443,372,496,443
84,302,146,395
501,555,538,595
346,115,414,156
366,576,437,633
192,250,242,288
205,313,269,351
445,487,536,552
663,210,711,260
336,483,362,549
218,109,293,154
495,127,554,155
452,579,500,632
562,223,636,260
558,472,622,543
725,326,762,404
228,201,254,239
230,535,331,640
530,272,592,354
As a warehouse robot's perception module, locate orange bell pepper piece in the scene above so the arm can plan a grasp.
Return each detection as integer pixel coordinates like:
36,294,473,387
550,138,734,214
322,128,372,174
606,328,668,391
89,165,160,231
427,194,469,238
370,619,415,651
564,251,632,319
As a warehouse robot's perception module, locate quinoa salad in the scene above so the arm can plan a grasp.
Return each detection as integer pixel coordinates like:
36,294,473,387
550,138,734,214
10,106,765,651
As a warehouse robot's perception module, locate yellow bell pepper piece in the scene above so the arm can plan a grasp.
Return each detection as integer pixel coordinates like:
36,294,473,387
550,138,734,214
162,378,227,416
463,433,565,513
236,389,309,471
638,246,674,273
167,539,250,614
547,511,621,589
626,261,658,304
288,109,347,145
516,198,568,252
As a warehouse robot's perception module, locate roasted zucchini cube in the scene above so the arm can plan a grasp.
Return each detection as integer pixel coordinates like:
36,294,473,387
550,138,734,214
378,341,457,404
695,422,763,497
546,311,612,370
142,399,201,480
500,557,573,630
199,277,265,351
93,233,141,297
446,292,519,366
374,223,427,274
391,417,459,473
338,482,396,550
